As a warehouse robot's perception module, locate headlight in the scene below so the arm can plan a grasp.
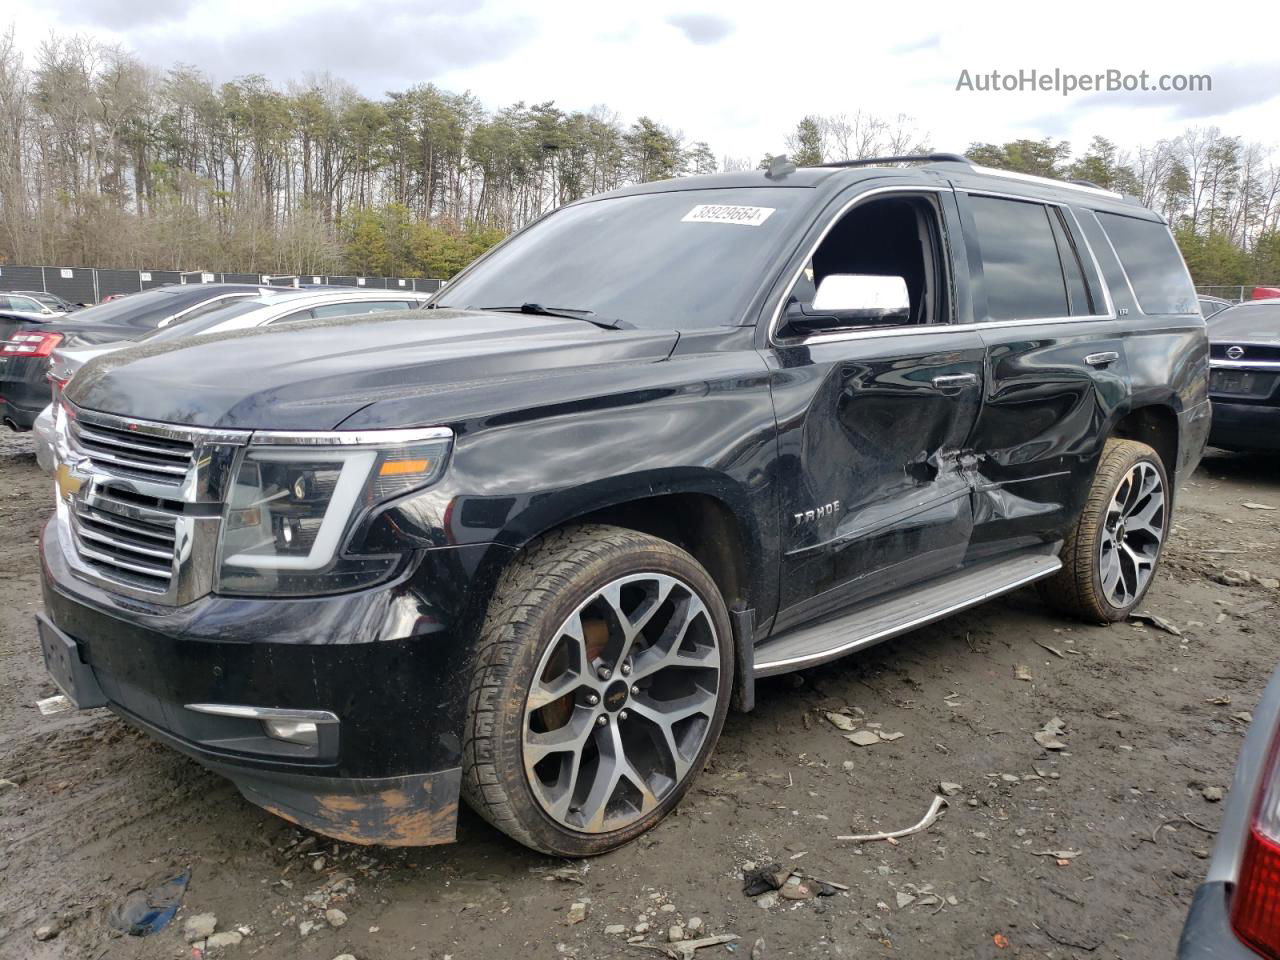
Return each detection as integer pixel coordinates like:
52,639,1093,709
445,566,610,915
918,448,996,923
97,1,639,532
215,428,452,596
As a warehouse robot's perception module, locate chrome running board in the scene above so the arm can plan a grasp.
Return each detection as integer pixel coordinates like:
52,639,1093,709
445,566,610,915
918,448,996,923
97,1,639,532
753,548,1062,678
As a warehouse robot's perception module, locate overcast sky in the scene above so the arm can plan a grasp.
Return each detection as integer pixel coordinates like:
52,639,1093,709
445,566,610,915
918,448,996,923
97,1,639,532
7,0,1279,160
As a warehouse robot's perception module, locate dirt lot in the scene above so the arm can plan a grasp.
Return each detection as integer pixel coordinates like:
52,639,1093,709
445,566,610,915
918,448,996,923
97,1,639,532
2,431,1278,960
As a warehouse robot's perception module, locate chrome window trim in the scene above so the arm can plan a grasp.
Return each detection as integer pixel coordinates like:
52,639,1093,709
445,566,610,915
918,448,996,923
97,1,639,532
966,164,1124,199
248,426,454,446
767,184,1121,348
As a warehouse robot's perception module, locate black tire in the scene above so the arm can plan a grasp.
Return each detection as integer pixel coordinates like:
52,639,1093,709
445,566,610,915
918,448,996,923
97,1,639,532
461,523,734,856
1039,438,1170,623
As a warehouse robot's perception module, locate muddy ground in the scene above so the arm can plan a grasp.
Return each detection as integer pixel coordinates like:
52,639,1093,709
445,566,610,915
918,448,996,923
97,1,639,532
2,429,1278,960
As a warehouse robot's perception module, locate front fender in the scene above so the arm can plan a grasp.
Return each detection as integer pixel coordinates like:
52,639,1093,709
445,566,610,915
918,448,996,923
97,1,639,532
367,333,781,623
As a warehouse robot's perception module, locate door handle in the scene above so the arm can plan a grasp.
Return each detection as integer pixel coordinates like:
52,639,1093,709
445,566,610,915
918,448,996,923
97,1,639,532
931,373,978,391
1085,351,1120,367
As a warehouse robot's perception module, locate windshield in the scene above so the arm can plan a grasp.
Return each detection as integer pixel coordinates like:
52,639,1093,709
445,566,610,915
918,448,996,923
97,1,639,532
1209,302,1280,341
437,188,812,329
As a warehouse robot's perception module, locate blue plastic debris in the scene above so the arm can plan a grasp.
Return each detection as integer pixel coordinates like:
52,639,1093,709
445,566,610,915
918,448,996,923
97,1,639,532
108,869,191,936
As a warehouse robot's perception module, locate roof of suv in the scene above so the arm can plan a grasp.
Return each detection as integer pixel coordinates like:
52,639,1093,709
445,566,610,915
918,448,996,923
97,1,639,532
593,156,1151,219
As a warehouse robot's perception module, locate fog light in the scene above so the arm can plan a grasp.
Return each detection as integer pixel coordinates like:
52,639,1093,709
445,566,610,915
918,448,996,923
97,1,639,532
263,719,319,746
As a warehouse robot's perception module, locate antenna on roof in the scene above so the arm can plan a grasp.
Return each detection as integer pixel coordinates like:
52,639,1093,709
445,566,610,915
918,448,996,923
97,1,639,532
1068,178,1106,190
815,153,970,169
765,154,797,179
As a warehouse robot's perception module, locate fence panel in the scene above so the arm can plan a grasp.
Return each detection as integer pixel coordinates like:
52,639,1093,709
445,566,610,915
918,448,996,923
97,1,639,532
143,271,182,289
0,265,446,302
0,264,46,293
97,269,143,299
43,267,96,305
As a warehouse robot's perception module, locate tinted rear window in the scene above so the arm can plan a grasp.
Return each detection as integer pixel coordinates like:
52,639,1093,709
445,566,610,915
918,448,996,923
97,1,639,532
1095,212,1197,315
969,195,1069,321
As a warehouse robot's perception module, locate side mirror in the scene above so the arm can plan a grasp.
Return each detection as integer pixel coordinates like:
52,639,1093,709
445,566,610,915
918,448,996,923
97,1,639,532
784,274,911,335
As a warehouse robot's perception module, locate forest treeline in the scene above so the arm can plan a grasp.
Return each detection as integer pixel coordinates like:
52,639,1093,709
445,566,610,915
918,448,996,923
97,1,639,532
1,30,1276,285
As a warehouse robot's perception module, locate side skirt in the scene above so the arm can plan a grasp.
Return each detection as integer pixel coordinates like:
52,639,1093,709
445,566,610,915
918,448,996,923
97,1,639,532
753,544,1062,678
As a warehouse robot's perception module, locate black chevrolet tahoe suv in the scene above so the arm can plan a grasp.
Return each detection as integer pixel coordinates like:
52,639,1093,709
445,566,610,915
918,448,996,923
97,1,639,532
38,154,1210,856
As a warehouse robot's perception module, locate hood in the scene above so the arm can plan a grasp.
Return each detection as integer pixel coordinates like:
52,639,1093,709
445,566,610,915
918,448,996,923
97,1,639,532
66,309,680,430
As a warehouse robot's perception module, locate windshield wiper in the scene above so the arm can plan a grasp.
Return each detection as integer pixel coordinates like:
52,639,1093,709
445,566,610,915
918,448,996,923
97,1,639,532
476,303,629,330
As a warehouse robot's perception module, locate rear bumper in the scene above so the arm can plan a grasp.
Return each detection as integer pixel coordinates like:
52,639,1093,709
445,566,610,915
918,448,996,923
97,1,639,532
40,518,507,845
1209,400,1280,452
1177,882,1256,959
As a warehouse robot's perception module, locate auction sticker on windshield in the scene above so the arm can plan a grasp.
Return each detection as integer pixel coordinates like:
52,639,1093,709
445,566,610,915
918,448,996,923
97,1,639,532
681,204,775,226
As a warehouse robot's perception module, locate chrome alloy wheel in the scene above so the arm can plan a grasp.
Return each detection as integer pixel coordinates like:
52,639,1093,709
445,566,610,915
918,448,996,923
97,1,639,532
522,572,722,834
1099,460,1166,608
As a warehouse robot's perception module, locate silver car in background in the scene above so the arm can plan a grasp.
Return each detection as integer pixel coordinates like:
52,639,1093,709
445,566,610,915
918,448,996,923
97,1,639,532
1179,664,1280,958
34,288,430,471
0,291,73,323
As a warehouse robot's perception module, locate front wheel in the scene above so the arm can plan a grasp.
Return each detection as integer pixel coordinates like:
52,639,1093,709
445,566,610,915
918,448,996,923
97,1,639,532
1040,438,1170,622
461,524,733,856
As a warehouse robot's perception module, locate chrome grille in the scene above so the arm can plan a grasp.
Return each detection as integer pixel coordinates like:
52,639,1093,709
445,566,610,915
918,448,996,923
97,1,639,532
67,489,179,593
55,404,251,604
67,416,195,485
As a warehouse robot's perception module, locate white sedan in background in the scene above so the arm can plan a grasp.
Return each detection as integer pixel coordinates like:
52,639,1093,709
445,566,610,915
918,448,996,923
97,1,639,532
33,288,430,471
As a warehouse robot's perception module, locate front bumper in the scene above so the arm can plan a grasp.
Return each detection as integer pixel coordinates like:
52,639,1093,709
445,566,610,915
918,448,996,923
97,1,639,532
40,518,506,846
1209,400,1280,452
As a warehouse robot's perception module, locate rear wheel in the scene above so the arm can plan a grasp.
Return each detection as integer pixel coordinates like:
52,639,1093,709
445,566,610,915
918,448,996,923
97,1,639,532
1040,438,1170,622
461,524,733,856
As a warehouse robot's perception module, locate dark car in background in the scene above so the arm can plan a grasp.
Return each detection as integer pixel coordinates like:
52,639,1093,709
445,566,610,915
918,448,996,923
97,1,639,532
1,283,278,430
1206,299,1280,452
1179,664,1280,959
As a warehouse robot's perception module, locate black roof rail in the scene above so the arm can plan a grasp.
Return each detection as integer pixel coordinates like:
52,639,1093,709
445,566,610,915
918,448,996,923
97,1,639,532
814,153,970,169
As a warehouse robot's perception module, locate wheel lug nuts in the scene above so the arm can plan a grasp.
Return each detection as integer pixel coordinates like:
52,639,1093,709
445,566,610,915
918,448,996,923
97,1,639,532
619,710,629,721
596,715,609,727
586,693,599,706
598,668,611,680
631,685,640,696
621,662,631,676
